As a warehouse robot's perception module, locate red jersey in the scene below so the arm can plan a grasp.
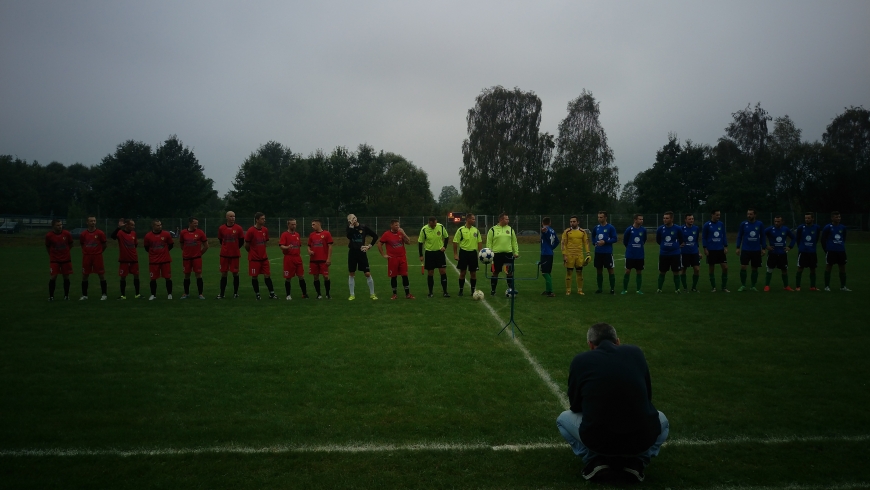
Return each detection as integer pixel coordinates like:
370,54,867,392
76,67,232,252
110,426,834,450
245,226,269,261
79,228,107,256
308,231,333,262
114,228,138,262
180,228,207,259
379,230,407,258
45,230,74,262
144,231,174,264
280,231,303,256
217,224,245,257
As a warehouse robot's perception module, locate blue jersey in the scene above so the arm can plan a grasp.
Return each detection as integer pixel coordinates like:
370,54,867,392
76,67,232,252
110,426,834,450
592,223,618,254
540,226,560,256
764,225,795,255
736,220,766,251
794,224,820,253
623,225,647,260
681,225,700,255
656,224,683,256
702,220,728,250
821,224,847,252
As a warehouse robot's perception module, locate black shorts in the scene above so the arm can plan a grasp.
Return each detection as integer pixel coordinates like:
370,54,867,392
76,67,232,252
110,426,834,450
540,254,554,274
625,258,644,271
424,250,447,270
826,251,847,266
493,252,515,274
594,253,614,269
706,249,727,265
766,253,788,271
739,250,762,268
659,255,682,273
456,249,479,272
797,252,817,269
348,250,370,273
682,253,700,268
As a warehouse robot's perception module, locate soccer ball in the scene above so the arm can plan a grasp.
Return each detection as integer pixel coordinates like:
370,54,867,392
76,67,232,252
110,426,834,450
472,290,485,301
505,288,517,297
478,248,494,264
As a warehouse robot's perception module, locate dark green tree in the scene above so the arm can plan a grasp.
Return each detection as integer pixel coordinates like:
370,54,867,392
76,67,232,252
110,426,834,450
460,86,549,214
228,141,294,215
92,140,155,217
152,135,217,217
823,106,870,213
547,90,618,212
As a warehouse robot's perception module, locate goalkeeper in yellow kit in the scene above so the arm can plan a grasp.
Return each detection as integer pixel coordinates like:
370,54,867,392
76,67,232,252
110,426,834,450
561,215,591,295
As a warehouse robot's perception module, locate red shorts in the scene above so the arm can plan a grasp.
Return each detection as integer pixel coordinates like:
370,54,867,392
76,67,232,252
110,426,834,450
388,256,408,278
81,255,105,275
149,263,172,279
119,262,140,277
284,255,304,278
182,257,203,275
220,256,240,274
248,259,270,277
50,261,73,276
309,261,329,276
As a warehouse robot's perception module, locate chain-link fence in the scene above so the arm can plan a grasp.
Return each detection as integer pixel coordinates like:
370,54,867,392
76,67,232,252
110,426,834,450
2,212,867,239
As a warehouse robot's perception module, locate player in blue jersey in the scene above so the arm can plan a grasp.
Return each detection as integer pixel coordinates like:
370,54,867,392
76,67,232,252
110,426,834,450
763,215,796,292
702,210,729,292
680,213,702,292
794,212,821,291
540,217,560,297
592,211,618,294
735,208,766,291
821,211,850,291
656,211,684,293
622,214,646,294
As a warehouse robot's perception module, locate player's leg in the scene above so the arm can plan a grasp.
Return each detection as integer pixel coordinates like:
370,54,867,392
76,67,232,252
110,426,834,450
250,261,261,298
595,265,604,293
636,266,643,293
48,265,59,300
541,254,553,295
194,258,204,297
439,266,449,296
679,260,688,290
708,261,717,289
795,252,804,289
838,261,848,290
80,270,90,300
458,269,467,295
182,259,192,297
764,253,774,290
565,267,574,295
118,265,128,299
607,259,616,293
364,271,376,298
671,258,681,292
219,266,229,298
163,264,173,297
323,269,331,298
622,267,631,294
262,261,276,298
657,256,667,292
149,266,158,299
469,270,477,294
348,253,357,299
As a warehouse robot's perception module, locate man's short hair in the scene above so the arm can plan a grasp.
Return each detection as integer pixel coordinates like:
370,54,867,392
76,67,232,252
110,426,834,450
311,218,321,224
152,219,161,226
587,323,618,346
542,217,551,225
664,211,674,218
831,211,840,217
598,210,608,218
804,211,813,217
51,218,62,226
774,214,783,220
711,209,721,214
466,213,475,220
188,217,198,224
569,215,579,221
633,213,643,221
685,213,694,219
87,215,96,220
428,216,437,223
390,219,399,225
287,219,296,225
498,212,507,221
747,207,756,214
254,212,265,221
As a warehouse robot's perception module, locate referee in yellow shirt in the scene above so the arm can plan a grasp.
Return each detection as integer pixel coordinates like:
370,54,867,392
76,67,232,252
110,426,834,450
486,213,519,296
453,213,482,296
561,215,591,295
418,216,450,297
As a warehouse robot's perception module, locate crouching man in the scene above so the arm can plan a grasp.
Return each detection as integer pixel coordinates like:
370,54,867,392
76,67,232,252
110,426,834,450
556,322,669,482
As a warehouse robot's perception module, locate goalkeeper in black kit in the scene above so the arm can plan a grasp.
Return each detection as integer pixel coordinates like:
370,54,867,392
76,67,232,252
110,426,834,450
346,214,379,300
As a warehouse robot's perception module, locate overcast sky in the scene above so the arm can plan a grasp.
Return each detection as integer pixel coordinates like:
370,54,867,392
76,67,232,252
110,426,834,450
2,0,868,200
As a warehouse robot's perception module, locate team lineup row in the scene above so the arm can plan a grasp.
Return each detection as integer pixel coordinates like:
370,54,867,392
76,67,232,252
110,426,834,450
42,209,852,301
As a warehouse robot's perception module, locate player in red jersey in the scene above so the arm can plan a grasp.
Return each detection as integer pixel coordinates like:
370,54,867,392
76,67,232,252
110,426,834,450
216,211,244,299
307,218,334,299
377,219,415,299
245,212,278,300
111,218,141,299
79,215,108,300
279,218,308,300
45,219,74,300
179,217,209,300
143,219,174,300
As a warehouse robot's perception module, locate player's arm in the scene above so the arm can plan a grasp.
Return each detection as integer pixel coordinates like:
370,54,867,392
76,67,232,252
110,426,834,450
452,239,458,259
656,226,662,245
367,227,378,247
607,226,618,245
511,229,519,257
623,228,630,248
377,240,387,258
820,226,830,253
326,242,332,265
101,232,108,252
399,227,410,244
200,236,209,255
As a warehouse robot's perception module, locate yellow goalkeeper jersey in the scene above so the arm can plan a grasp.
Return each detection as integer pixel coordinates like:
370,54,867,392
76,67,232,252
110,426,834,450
561,227,589,256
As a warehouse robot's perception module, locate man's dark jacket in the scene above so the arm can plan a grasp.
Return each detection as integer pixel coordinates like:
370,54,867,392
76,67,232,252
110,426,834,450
567,340,661,455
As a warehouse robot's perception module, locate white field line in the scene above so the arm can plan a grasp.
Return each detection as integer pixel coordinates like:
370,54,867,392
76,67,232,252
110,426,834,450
2,434,868,458
445,257,569,410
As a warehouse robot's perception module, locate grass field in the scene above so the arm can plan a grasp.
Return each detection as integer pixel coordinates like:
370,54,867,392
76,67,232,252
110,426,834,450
1,236,868,489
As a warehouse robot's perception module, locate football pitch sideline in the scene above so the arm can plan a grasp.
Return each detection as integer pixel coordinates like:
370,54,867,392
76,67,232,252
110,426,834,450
1,240,868,489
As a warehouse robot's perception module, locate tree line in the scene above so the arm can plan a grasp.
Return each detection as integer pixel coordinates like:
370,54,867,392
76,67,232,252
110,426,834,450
624,104,869,215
